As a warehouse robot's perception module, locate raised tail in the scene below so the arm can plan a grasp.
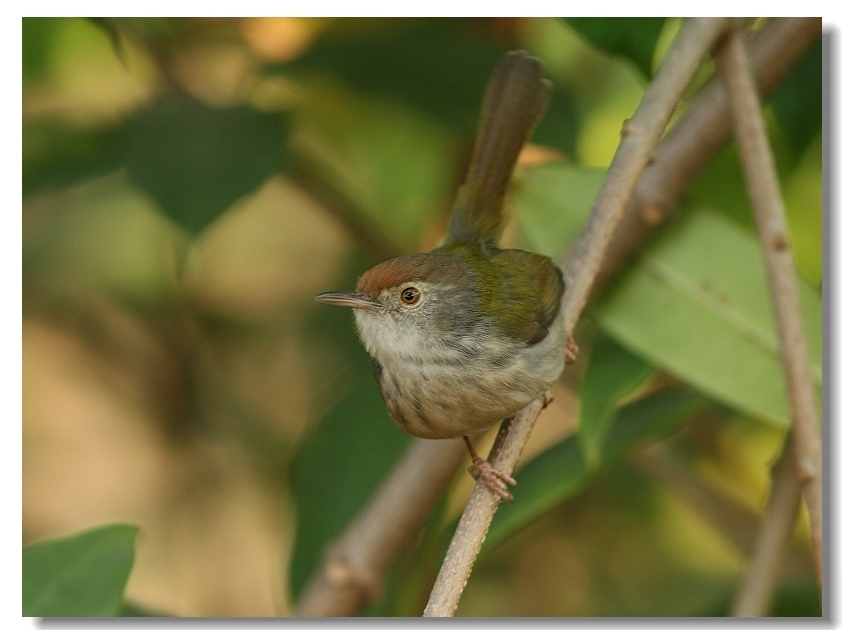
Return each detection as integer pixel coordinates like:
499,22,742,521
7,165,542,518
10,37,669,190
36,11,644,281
446,50,552,245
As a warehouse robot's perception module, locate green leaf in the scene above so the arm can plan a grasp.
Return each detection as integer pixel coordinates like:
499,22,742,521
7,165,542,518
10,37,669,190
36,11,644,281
121,95,289,235
483,387,702,556
564,18,667,79
513,162,604,257
289,374,412,601
578,333,652,467
23,523,139,617
592,208,822,426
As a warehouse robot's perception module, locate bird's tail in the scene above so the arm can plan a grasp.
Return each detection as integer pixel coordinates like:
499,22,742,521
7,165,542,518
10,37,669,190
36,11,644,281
446,50,552,246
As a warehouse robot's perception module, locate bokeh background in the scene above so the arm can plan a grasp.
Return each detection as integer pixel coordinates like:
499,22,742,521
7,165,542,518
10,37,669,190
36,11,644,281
22,17,822,616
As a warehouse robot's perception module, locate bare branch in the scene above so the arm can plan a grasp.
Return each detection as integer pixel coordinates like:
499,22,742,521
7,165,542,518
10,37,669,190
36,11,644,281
731,441,804,617
716,25,823,587
292,17,821,617
423,396,547,616
424,18,733,617
593,18,821,294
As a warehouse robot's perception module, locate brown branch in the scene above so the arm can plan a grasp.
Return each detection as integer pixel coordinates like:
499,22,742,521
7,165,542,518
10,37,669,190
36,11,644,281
424,17,734,617
423,396,547,616
716,25,823,588
593,18,822,295
731,440,804,617
291,17,821,617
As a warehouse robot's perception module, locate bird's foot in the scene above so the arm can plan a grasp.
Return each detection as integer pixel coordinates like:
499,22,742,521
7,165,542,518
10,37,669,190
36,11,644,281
463,436,516,502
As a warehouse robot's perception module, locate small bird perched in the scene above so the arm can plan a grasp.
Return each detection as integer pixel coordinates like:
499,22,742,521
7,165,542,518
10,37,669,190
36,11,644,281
316,51,570,501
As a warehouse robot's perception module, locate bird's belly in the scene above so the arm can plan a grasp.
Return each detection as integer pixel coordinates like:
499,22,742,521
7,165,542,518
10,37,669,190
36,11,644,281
374,331,564,439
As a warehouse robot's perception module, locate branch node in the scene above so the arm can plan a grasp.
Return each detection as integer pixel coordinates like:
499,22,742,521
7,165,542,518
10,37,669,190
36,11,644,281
641,202,667,226
771,232,789,250
322,548,381,602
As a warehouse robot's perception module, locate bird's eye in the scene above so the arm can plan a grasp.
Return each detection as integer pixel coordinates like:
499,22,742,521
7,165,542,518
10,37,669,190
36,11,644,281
400,287,420,305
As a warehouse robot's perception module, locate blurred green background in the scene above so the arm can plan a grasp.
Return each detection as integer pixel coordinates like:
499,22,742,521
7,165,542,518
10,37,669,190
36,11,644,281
22,17,821,617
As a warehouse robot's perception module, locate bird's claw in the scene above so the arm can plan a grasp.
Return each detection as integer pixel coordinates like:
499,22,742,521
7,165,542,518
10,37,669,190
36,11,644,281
468,458,517,503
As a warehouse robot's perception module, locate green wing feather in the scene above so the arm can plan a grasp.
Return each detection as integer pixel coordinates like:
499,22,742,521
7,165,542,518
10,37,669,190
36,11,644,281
436,242,564,345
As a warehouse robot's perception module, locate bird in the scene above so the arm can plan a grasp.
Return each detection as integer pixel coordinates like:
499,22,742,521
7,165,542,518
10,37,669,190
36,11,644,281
316,51,572,501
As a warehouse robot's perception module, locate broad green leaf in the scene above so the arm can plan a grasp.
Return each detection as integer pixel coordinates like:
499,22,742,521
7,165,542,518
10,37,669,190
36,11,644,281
578,333,652,467
483,388,702,556
564,18,667,79
23,523,138,617
289,374,412,601
121,95,289,235
592,208,822,426
513,162,604,257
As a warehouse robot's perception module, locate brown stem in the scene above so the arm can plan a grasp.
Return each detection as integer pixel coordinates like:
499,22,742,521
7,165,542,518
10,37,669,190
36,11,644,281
291,17,821,617
423,396,547,616
592,18,822,295
561,17,733,335
731,441,804,617
716,25,823,589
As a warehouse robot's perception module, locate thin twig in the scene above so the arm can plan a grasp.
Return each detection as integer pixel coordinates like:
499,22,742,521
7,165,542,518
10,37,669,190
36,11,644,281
424,18,733,617
560,17,731,334
292,17,821,617
716,26,823,588
593,18,821,294
731,440,804,617
423,396,547,616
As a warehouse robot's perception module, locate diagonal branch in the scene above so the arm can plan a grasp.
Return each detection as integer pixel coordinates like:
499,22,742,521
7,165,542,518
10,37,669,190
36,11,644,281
291,17,821,617
730,440,804,616
424,17,734,617
715,24,823,591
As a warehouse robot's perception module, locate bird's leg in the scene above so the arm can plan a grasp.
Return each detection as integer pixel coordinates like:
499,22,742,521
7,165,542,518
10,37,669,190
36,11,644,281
463,435,516,502
565,336,580,364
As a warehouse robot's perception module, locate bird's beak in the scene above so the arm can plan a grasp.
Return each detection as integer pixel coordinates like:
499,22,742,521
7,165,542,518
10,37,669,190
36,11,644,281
315,291,382,310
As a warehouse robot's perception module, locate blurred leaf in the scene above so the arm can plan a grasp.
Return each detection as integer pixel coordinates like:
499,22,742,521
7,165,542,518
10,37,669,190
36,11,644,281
513,162,604,257
578,333,652,467
23,122,124,195
289,375,412,601
23,524,138,617
22,17,62,78
121,95,289,235
592,208,822,426
280,20,503,134
768,581,822,617
292,84,458,253
483,387,702,556
277,19,577,155
563,18,667,78
769,39,822,162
